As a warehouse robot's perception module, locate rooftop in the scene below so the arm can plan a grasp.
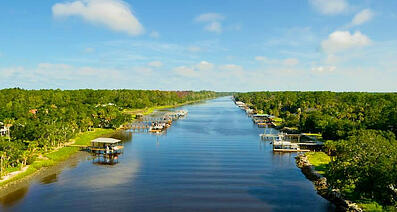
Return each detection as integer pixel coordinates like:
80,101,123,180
91,138,121,144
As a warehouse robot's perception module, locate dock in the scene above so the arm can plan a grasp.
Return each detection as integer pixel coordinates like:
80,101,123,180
121,110,188,134
89,138,124,155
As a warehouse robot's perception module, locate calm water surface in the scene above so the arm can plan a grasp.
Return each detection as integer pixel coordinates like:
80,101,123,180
0,97,334,212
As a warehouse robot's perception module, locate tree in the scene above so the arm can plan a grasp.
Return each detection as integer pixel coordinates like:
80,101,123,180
326,130,397,204
0,151,6,178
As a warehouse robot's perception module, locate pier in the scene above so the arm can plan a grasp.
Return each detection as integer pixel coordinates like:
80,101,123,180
234,99,324,152
121,110,188,134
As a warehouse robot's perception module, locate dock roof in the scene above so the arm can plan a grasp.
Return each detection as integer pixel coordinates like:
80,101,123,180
253,114,268,117
91,138,121,144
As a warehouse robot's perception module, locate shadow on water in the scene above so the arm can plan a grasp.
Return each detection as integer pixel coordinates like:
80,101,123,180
0,187,29,208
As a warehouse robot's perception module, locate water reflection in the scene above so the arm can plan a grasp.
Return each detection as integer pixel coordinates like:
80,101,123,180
0,187,29,208
78,161,140,189
91,154,120,166
40,173,58,184
112,130,133,142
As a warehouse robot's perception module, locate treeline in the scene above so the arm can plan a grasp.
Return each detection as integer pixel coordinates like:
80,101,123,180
234,91,397,207
0,89,216,176
234,91,397,140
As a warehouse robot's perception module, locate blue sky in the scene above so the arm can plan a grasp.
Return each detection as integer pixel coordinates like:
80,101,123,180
0,0,396,91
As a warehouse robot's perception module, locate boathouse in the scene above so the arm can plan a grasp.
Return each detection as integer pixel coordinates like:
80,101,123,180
90,138,124,155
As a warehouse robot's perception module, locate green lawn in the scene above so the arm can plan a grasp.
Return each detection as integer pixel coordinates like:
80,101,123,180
73,128,114,146
305,152,331,175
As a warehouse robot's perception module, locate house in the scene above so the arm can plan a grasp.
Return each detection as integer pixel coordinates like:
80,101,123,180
29,109,38,115
0,122,8,137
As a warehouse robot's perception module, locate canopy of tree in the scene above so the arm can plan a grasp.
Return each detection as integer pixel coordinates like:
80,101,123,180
326,130,397,205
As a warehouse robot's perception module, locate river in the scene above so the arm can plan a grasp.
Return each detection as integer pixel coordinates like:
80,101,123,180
0,97,334,211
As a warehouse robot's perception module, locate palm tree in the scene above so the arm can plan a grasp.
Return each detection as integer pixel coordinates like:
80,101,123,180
0,151,6,178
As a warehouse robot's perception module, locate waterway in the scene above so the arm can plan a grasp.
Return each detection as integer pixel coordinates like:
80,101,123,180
0,97,334,211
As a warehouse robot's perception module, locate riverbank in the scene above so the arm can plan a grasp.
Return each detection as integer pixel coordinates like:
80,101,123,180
0,98,212,191
123,98,211,118
296,152,389,211
0,129,114,191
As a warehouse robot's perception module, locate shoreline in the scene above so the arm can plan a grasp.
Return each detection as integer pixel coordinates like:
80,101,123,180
0,128,114,193
295,154,363,212
122,98,212,117
0,97,213,195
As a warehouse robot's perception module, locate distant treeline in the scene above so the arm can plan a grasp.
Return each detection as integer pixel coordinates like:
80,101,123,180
234,91,397,207
234,91,397,140
0,89,216,176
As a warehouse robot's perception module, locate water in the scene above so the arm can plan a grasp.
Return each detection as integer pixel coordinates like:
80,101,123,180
0,97,334,212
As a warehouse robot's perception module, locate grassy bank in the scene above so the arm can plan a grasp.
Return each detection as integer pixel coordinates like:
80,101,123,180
304,152,393,211
305,152,330,175
0,128,113,187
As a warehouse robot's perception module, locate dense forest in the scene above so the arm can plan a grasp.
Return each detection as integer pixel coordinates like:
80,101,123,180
234,91,397,207
0,89,216,177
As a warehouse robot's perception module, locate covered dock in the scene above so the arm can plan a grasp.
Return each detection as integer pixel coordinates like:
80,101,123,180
90,138,124,155
273,141,310,152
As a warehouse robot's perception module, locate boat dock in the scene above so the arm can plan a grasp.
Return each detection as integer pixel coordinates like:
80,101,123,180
121,110,188,134
233,99,324,152
89,138,124,155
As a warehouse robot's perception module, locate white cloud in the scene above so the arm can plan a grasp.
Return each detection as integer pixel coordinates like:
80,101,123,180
195,13,224,22
173,61,214,77
309,0,348,15
326,54,339,64
322,31,371,53
196,61,214,71
0,63,165,89
0,67,24,78
195,13,224,33
173,66,197,77
228,23,242,31
147,61,163,68
255,56,300,66
283,58,300,66
255,56,278,64
187,46,201,53
38,63,72,70
311,66,336,73
351,9,374,26
219,64,243,71
204,21,222,33
52,0,144,36
149,31,160,38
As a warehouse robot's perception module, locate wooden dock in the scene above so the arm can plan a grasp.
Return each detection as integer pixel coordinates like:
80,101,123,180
121,110,188,133
273,149,310,152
